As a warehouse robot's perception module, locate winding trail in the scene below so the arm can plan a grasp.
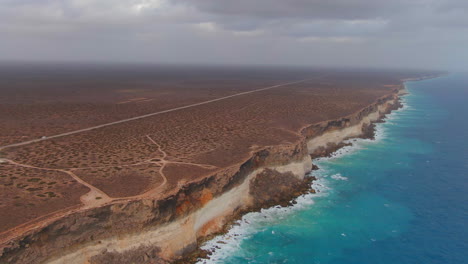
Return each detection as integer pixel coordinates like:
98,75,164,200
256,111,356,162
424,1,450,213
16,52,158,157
137,135,219,198
138,135,169,197
0,134,219,206
0,79,309,151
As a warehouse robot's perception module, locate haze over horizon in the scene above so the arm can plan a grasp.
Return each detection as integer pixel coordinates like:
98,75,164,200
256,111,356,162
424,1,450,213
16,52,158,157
1,0,467,71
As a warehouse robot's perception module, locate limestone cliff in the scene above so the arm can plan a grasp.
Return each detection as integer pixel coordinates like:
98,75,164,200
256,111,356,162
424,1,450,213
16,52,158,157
0,88,404,264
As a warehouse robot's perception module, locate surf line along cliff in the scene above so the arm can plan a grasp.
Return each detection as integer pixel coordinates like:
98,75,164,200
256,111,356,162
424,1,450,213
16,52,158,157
0,86,406,264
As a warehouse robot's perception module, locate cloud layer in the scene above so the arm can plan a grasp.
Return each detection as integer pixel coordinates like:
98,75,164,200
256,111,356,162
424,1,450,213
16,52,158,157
1,0,467,70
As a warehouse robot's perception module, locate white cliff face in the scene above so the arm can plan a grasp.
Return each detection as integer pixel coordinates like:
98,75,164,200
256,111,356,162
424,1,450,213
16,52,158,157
307,99,396,154
272,155,312,180
194,154,312,235
46,155,314,264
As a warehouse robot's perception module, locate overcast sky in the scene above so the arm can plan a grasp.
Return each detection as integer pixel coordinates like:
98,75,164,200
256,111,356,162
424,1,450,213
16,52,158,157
1,0,467,70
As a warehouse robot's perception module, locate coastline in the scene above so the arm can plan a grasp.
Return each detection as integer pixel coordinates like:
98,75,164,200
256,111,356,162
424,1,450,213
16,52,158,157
0,78,434,264
192,84,411,263
195,72,468,264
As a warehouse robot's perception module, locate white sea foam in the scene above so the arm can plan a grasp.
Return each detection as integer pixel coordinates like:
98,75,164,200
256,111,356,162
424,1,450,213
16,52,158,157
199,178,349,262
331,174,348,181
197,177,329,264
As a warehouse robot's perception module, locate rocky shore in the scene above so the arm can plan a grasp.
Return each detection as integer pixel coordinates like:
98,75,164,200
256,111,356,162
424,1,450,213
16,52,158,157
0,85,405,264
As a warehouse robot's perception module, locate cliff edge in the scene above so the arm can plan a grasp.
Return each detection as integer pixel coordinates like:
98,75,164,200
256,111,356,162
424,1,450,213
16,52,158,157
0,85,405,264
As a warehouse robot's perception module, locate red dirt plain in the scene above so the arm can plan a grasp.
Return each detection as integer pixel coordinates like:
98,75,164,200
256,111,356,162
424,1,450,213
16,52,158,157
0,63,436,235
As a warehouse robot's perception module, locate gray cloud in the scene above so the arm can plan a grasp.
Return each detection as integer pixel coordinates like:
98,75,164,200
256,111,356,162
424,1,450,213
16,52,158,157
174,0,412,20
0,0,467,70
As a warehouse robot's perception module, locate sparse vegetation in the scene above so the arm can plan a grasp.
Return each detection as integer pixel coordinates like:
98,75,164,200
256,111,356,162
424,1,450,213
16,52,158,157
45,192,57,198
27,178,41,182
26,187,42,192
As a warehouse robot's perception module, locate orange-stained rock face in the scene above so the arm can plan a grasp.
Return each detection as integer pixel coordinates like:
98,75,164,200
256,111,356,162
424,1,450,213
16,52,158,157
176,200,192,216
198,189,213,206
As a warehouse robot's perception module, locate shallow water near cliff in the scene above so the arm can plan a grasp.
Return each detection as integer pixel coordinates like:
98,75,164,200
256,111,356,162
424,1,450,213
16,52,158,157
198,73,468,264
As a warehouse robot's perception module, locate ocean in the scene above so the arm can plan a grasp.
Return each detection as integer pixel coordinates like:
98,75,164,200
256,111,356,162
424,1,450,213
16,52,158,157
198,73,468,264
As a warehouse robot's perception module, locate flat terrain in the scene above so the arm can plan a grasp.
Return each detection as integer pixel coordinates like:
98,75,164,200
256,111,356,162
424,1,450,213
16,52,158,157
0,64,433,235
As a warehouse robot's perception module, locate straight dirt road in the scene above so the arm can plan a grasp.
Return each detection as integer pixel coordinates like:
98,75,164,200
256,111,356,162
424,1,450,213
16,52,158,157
0,79,309,151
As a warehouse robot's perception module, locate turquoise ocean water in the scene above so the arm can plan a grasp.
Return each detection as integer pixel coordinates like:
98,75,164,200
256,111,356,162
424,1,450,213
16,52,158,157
198,74,468,264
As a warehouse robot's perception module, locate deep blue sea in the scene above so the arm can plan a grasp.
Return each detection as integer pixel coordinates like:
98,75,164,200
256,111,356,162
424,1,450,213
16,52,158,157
198,74,468,264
